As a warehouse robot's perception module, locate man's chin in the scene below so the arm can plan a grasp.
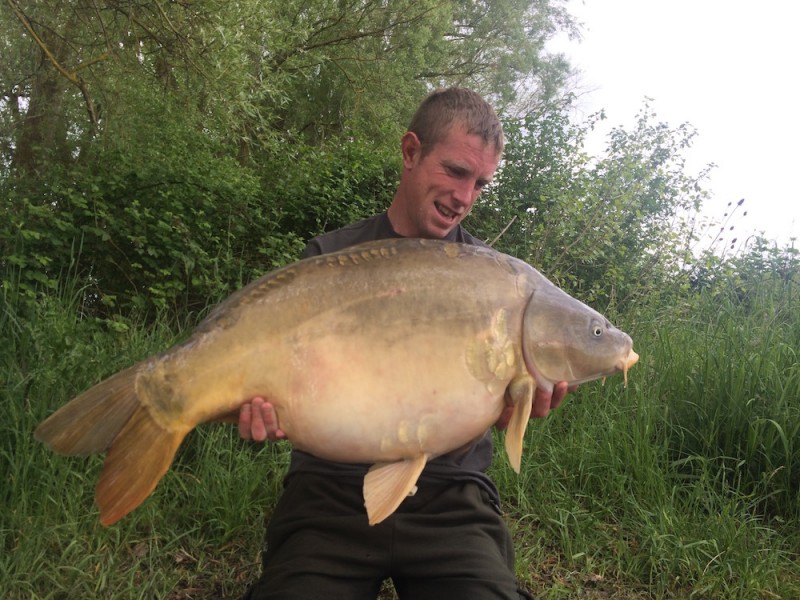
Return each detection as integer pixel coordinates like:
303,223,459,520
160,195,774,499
426,214,460,238
423,224,456,239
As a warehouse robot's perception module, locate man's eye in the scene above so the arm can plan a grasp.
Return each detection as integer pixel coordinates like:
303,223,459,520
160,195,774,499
447,167,466,178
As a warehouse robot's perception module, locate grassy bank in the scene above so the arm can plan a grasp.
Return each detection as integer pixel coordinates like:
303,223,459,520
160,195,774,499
3,277,798,598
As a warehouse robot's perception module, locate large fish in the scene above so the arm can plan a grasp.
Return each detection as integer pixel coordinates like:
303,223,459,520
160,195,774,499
35,238,638,526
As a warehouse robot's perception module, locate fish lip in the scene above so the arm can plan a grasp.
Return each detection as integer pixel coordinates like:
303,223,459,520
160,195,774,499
617,350,639,386
624,350,640,369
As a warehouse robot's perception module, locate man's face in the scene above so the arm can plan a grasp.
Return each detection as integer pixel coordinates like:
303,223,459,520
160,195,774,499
394,124,501,239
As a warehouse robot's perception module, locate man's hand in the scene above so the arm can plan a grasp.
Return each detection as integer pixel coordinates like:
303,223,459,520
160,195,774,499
239,397,286,442
495,381,572,430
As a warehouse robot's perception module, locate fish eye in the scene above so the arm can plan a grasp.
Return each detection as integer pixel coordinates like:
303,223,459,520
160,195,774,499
592,324,603,337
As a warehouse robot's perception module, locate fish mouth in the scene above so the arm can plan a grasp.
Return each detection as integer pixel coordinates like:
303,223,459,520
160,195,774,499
618,350,640,386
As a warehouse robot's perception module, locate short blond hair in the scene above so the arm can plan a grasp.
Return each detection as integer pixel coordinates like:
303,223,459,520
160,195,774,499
408,88,504,158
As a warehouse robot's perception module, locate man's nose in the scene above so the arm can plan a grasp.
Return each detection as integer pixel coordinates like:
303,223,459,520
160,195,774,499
452,179,476,205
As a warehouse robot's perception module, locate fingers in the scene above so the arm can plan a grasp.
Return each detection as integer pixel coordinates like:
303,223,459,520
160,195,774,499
238,397,286,442
549,381,572,411
531,381,572,419
530,386,552,419
257,399,287,441
238,402,254,440
496,380,574,429
250,397,269,441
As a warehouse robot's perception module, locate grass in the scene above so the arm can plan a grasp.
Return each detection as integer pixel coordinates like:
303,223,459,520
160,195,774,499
3,274,799,598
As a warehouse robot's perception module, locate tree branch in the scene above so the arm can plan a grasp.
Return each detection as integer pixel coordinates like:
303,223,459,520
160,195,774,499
8,0,106,132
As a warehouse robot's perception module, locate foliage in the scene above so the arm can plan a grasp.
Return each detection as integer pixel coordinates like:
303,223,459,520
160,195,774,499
1,131,399,317
2,137,284,317
1,0,576,317
256,137,399,245
470,100,713,313
660,247,800,518
1,0,576,174
691,232,799,298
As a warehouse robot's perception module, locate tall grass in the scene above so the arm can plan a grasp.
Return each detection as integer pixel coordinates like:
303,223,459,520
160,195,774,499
494,277,800,598
1,282,288,598
660,283,800,520
3,272,799,598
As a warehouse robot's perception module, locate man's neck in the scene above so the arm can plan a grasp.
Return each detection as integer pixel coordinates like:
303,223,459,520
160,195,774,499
386,197,414,237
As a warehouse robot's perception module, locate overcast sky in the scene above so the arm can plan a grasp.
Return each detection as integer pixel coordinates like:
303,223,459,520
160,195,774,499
549,0,799,249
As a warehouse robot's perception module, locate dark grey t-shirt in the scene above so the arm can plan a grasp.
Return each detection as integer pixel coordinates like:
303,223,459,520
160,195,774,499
285,212,502,507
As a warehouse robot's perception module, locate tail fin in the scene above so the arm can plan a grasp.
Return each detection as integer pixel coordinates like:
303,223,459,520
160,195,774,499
95,404,184,525
34,365,186,525
34,366,142,455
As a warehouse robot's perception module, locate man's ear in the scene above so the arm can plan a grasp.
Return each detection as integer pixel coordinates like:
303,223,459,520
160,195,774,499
400,131,423,169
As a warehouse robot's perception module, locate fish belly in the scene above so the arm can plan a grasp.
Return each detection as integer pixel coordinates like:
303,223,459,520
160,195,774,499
273,330,507,463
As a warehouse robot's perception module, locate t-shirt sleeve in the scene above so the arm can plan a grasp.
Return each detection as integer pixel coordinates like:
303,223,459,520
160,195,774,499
300,239,324,259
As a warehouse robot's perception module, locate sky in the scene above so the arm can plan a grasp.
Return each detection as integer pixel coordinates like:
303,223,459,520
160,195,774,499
548,0,799,249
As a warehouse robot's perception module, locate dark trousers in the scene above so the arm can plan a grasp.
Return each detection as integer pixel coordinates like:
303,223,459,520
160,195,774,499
242,472,533,599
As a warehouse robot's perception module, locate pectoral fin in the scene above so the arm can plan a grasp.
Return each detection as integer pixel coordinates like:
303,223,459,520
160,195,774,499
504,375,534,473
363,455,428,525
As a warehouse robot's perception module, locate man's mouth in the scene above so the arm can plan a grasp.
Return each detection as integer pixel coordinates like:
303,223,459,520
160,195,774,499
435,202,459,221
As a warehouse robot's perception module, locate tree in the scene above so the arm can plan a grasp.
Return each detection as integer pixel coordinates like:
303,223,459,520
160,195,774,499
1,0,578,316
2,0,577,172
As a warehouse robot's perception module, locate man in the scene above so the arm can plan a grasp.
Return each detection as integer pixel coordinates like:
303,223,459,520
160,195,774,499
240,88,569,599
